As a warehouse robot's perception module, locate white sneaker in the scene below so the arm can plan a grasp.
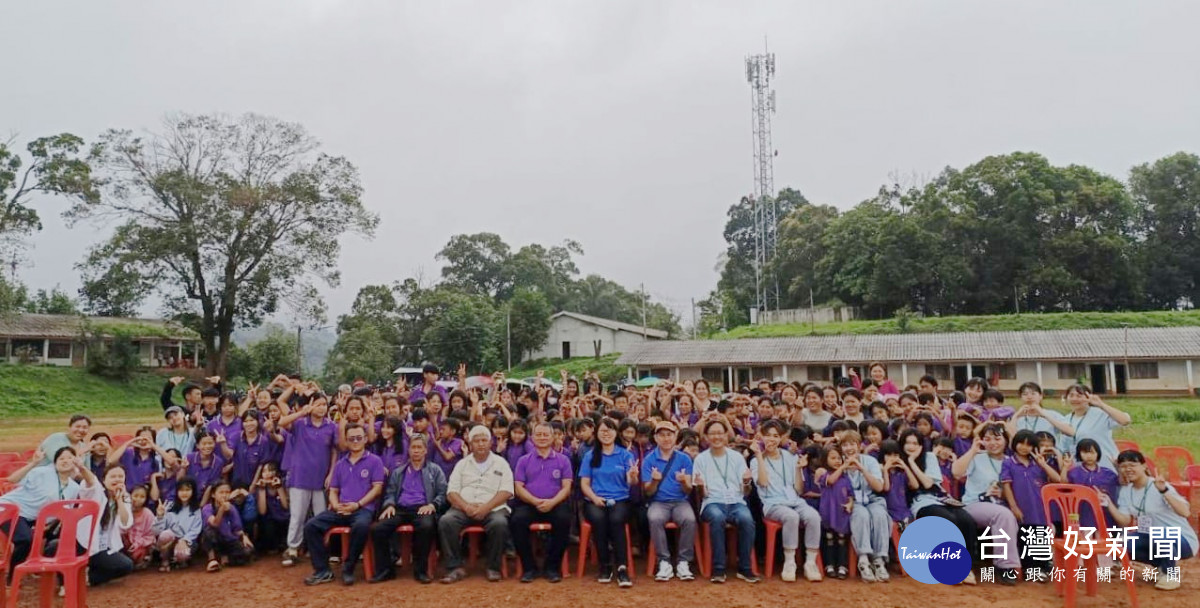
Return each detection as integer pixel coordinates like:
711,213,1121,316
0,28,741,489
858,559,878,582
962,571,977,585
655,560,674,582
676,561,694,581
1155,577,1181,591
781,561,797,582
804,560,823,582
281,549,298,567
872,558,890,582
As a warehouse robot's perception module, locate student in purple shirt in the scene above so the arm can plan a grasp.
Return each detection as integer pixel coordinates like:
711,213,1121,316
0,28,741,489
278,393,339,568
408,363,449,405
499,419,533,471
878,441,911,524
370,416,407,473
109,426,168,491
205,393,244,445
186,431,226,505
1001,429,1062,581
511,421,574,583
1061,439,1120,528
200,481,254,572
369,434,446,584
219,411,268,488
303,423,386,586
254,462,290,553
431,418,464,478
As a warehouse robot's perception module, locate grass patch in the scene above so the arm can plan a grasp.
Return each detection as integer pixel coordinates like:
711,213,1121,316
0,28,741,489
716,310,1200,339
506,354,626,383
0,364,168,419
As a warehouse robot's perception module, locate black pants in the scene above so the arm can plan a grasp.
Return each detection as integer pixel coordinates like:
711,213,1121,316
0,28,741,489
510,502,571,574
304,509,372,573
1,517,35,568
437,508,509,572
822,530,849,571
917,504,980,564
257,516,288,553
200,528,251,566
371,507,437,576
43,540,133,587
583,500,631,569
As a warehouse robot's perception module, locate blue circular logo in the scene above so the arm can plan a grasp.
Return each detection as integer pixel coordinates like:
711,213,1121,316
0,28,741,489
897,517,971,585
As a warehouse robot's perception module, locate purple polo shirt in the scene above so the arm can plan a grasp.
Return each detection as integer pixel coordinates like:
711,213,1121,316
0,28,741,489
230,432,268,488
284,417,338,491
503,439,533,472
371,440,406,473
189,452,225,497
515,449,574,500
264,490,289,521
330,452,386,512
119,448,160,491
206,416,243,445
157,475,178,506
1000,455,1048,526
264,429,287,466
409,383,449,405
430,437,463,479
202,503,244,542
398,467,426,508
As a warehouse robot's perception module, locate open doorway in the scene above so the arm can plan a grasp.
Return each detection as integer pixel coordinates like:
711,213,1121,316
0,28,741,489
1089,364,1108,394
953,366,969,391
1114,364,1127,394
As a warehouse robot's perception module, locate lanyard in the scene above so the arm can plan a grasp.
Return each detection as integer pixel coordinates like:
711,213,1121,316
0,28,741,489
767,453,788,488
986,455,1002,478
1127,485,1151,516
716,453,733,490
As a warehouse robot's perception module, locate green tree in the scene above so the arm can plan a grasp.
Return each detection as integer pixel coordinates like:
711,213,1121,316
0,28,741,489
68,113,378,377
714,188,807,326
436,233,512,298
771,203,839,307
24,286,79,315
507,288,552,361
233,324,300,381
0,134,97,245
421,295,502,372
78,263,150,317
503,241,582,307
323,323,396,384
1130,152,1200,309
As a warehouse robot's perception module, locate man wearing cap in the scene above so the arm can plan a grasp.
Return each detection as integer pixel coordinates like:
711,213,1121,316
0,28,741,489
642,420,697,582
157,405,195,457
409,363,449,405
510,421,573,583
438,425,514,584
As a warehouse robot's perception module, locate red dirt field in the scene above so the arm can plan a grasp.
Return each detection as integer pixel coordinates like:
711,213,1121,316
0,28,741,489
8,558,1193,608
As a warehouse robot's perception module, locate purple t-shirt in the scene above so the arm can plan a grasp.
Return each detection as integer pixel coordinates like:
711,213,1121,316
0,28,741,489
409,383,449,405
430,437,463,479
330,452,386,511
157,474,178,506
263,489,289,521
818,471,852,535
502,438,533,472
206,416,244,445
229,432,268,488
953,437,974,457
398,467,426,508
883,468,909,523
1000,455,1048,525
189,452,225,497
370,439,406,473
515,450,573,501
119,448,160,491
263,429,287,466
202,503,243,542
1066,465,1120,528
284,417,338,491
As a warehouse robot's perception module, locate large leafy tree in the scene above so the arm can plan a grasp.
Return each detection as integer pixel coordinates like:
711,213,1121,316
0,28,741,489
68,113,378,376
1130,152,1200,309
421,294,503,372
229,324,300,381
771,202,839,308
713,188,807,325
323,322,396,384
436,233,512,298
23,286,79,315
506,288,552,361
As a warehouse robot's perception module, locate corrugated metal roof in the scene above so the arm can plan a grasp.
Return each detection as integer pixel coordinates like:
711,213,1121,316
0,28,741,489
0,313,198,340
552,311,669,339
615,327,1200,366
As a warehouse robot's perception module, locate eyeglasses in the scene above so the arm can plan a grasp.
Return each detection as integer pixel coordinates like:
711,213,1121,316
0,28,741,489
347,436,366,443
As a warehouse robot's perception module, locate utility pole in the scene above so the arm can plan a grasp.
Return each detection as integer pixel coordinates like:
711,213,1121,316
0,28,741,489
640,283,648,338
1014,285,1020,315
691,297,697,340
746,41,778,312
295,326,303,375
506,310,512,370
809,287,815,333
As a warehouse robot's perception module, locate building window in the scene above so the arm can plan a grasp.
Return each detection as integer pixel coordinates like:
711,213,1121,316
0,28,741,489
700,368,724,384
1128,362,1159,380
996,364,1017,380
926,365,951,380
1058,363,1087,380
47,341,72,359
649,368,670,380
751,367,773,382
807,366,829,381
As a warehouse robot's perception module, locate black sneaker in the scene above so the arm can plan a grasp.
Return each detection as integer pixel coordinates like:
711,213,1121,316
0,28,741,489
736,571,760,584
520,570,541,583
597,566,615,583
415,571,432,584
341,571,355,586
304,570,335,586
368,569,396,584
546,571,563,583
997,569,1017,586
617,566,633,588
710,570,727,584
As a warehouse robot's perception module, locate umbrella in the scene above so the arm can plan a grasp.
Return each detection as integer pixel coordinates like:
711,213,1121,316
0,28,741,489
393,367,423,375
435,380,458,390
635,376,662,388
464,375,493,390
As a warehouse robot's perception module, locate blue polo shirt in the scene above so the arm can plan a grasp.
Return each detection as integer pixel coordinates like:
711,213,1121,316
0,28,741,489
579,446,636,502
641,448,692,503
0,466,81,520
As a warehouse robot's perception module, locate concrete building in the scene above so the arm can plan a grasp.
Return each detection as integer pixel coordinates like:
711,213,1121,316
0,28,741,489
615,327,1200,396
527,311,667,361
0,313,201,368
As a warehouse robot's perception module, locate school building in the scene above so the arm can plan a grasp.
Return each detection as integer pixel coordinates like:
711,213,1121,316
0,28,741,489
0,313,201,368
615,327,1200,397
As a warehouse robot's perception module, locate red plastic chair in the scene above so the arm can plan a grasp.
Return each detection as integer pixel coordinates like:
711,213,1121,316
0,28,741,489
700,521,759,578
1153,446,1194,500
323,526,376,579
513,522,570,578
575,520,634,579
646,520,707,578
0,462,24,478
7,499,101,608
461,524,510,578
109,434,134,447
0,453,22,464
0,503,21,601
1187,465,1200,532
762,518,823,581
1040,484,1138,608
395,524,437,579
0,481,13,496
1114,440,1140,454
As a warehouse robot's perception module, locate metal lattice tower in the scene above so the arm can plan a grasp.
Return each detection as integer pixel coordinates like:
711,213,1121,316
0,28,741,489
746,47,778,314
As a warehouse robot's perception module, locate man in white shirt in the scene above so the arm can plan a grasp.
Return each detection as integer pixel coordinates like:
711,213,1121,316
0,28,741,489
438,425,514,583
692,419,759,584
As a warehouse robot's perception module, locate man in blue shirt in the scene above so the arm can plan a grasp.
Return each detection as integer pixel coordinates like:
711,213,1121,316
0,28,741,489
641,421,696,582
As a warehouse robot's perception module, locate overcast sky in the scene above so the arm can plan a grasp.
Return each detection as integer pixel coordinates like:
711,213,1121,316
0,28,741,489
3,0,1198,324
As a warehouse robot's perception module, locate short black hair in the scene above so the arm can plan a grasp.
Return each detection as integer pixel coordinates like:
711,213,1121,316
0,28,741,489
983,389,1004,403
411,407,428,422
918,374,938,386
69,414,92,426
422,363,439,375
842,388,863,401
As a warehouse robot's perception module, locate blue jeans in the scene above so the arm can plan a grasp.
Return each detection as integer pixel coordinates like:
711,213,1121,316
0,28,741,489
701,503,755,575
1127,532,1196,571
304,508,374,574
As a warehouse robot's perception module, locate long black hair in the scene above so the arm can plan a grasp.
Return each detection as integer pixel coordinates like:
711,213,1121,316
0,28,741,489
171,478,201,513
100,464,127,529
590,417,620,469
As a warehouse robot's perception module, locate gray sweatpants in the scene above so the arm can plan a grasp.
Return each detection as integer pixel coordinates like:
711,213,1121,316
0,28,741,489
964,501,1020,569
286,488,327,550
849,499,890,559
647,501,697,562
764,503,821,550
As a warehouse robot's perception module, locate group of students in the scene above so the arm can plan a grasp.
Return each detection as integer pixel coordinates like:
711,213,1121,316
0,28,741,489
2,362,1196,593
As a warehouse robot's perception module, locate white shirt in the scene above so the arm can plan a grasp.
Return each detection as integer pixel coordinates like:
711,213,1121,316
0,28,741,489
447,452,514,513
79,482,131,556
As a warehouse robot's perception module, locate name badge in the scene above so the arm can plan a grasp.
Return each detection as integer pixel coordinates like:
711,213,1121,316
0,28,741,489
1136,516,1150,536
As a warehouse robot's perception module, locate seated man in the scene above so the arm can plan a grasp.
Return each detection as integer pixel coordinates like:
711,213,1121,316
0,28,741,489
369,434,446,584
642,420,697,582
438,425,514,583
303,423,386,586
511,422,573,583
693,418,759,584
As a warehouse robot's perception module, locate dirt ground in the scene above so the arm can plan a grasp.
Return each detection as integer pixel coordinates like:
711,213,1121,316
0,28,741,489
1,414,163,453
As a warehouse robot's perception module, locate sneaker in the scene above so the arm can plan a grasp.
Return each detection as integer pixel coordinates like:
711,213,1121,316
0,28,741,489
520,570,540,583
1155,577,1181,591
961,571,977,585
546,571,563,583
736,571,760,584
676,561,694,581
710,571,726,584
329,555,341,564
836,566,848,580
781,561,797,582
617,566,633,588
858,560,877,582
997,569,1017,586
281,550,298,567
304,570,335,586
597,566,614,584
804,561,823,582
486,569,502,582
341,571,355,586
655,561,674,582
825,565,835,578
872,558,890,582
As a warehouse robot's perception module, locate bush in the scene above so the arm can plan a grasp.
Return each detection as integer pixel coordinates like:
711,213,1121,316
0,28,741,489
82,326,141,382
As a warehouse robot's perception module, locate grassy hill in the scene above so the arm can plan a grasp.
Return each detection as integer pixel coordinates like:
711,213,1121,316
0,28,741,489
0,365,168,419
506,354,626,383
715,310,1200,340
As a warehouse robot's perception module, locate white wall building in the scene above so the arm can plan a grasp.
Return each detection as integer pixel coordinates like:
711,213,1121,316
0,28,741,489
527,311,667,361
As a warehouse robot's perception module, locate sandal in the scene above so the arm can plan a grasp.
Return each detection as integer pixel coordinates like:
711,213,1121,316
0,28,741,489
206,559,221,573
159,562,172,573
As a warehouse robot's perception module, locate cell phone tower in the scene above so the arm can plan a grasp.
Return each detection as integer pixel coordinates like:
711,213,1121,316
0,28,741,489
746,45,778,314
